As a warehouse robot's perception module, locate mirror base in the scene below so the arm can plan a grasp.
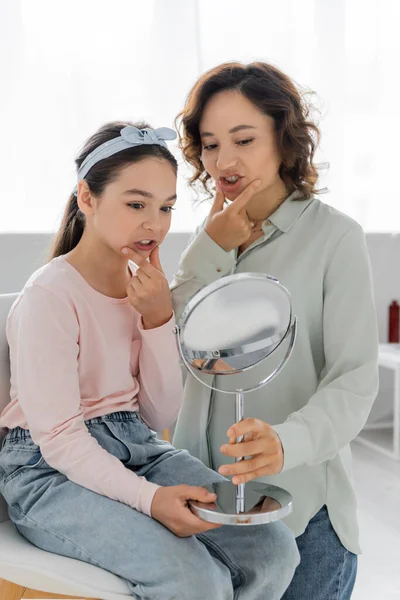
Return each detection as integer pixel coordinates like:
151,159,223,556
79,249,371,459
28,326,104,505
189,482,293,526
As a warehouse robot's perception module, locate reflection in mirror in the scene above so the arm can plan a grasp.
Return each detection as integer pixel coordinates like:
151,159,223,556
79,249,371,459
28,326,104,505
180,274,292,375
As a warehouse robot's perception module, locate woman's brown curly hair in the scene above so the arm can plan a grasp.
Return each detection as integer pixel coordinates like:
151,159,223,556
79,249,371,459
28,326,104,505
175,61,322,200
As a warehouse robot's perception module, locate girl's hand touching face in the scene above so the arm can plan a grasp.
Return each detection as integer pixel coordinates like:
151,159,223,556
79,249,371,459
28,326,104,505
121,246,173,329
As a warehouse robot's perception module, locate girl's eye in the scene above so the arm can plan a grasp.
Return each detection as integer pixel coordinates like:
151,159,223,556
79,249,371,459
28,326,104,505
237,138,254,146
203,144,218,151
128,203,175,214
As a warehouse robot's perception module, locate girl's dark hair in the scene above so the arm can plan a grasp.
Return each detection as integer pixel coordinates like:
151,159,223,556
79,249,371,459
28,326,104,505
175,61,322,200
50,120,177,259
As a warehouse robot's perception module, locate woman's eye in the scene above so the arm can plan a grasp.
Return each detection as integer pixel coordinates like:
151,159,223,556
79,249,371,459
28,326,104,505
128,203,144,210
161,206,176,214
237,138,254,146
203,139,254,151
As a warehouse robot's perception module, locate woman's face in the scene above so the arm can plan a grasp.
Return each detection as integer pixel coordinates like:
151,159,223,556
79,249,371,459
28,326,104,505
199,90,284,201
82,157,177,258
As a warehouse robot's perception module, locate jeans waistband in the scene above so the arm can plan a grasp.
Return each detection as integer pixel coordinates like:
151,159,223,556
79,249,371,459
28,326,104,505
4,410,142,443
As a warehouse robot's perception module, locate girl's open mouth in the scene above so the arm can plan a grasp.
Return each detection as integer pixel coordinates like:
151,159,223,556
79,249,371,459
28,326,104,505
133,240,157,252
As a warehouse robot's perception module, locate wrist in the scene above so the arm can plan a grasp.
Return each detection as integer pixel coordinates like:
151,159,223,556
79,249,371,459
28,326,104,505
142,312,173,330
150,487,161,517
205,225,223,249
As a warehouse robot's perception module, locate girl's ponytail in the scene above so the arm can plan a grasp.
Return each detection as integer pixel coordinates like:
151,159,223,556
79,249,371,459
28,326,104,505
49,192,85,259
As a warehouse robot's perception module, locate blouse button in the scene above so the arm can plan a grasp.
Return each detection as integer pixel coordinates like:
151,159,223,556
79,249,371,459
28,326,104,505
216,268,222,273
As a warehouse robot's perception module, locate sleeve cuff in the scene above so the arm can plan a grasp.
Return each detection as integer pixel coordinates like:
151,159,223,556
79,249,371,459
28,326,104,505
137,312,176,336
180,228,235,283
138,480,162,517
272,419,313,472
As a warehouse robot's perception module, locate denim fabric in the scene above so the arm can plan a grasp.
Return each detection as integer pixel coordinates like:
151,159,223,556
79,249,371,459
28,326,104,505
282,505,358,600
0,411,299,600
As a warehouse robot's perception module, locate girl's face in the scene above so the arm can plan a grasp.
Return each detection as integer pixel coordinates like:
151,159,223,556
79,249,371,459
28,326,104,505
199,90,284,201
82,157,177,258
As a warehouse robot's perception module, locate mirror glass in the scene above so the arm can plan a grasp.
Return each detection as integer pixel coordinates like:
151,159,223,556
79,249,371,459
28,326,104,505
179,274,292,374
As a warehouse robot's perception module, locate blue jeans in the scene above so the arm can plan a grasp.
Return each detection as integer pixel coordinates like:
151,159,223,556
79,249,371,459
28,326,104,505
0,411,299,600
281,505,358,600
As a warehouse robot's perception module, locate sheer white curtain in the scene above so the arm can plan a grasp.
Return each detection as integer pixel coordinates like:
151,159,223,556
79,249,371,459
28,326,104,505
0,0,398,233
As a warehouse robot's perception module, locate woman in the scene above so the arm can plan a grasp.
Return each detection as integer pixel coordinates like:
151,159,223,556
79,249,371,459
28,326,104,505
170,62,379,600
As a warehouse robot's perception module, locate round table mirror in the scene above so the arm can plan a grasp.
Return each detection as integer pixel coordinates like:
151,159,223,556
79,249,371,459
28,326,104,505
175,273,297,525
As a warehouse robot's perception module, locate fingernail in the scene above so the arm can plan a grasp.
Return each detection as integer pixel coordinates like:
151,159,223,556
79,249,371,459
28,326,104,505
220,445,227,453
227,429,233,437
121,248,129,254
219,466,228,474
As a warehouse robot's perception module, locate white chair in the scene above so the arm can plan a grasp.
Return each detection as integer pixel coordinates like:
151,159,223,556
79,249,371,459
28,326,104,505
0,293,134,600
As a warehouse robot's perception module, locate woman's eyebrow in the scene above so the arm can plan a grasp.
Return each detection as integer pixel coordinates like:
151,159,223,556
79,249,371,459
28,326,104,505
201,124,257,138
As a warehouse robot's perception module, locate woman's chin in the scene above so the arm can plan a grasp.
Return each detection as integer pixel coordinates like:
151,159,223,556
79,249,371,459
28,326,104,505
224,180,256,202
224,190,241,202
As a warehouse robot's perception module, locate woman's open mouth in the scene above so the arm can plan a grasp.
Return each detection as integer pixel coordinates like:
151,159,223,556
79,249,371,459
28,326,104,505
218,175,243,195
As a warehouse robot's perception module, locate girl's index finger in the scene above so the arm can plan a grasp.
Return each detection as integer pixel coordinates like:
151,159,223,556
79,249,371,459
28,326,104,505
123,248,158,282
121,247,151,270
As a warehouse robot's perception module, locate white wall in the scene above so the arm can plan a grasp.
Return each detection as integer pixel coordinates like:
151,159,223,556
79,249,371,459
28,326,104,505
364,233,400,343
0,232,399,343
0,232,191,294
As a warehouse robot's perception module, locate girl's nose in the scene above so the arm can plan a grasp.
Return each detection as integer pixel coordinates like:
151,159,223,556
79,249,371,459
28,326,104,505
142,216,161,235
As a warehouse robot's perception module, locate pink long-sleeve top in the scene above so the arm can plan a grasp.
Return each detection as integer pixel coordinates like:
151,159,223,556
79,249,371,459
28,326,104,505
0,254,183,516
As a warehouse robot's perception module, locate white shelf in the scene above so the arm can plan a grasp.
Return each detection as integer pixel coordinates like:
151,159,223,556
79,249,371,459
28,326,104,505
356,344,400,460
356,428,397,460
378,343,400,367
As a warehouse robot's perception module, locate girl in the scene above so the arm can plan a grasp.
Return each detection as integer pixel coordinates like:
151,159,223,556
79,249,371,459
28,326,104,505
0,120,299,600
167,62,379,600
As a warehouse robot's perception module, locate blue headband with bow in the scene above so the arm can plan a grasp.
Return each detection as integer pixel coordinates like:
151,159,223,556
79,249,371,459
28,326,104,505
74,125,177,194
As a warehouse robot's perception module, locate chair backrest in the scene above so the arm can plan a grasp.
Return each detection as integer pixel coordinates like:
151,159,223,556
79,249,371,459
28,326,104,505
0,293,18,523
0,294,18,433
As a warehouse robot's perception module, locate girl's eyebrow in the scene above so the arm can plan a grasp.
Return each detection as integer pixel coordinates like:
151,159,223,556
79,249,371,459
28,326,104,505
123,189,177,202
201,124,257,138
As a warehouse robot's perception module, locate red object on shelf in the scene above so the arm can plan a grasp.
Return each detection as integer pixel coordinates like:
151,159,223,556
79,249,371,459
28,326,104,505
388,300,400,343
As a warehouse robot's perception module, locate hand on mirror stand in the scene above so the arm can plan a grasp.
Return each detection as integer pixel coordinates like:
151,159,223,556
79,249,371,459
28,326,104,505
218,418,284,484
151,485,221,537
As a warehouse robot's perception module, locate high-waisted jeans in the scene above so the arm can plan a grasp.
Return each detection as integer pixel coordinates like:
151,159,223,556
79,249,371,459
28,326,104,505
0,410,299,599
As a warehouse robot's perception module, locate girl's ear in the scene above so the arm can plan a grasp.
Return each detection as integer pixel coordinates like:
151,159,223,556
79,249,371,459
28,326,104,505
77,180,95,216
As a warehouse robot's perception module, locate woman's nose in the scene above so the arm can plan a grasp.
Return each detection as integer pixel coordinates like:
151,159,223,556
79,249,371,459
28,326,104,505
216,147,238,171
